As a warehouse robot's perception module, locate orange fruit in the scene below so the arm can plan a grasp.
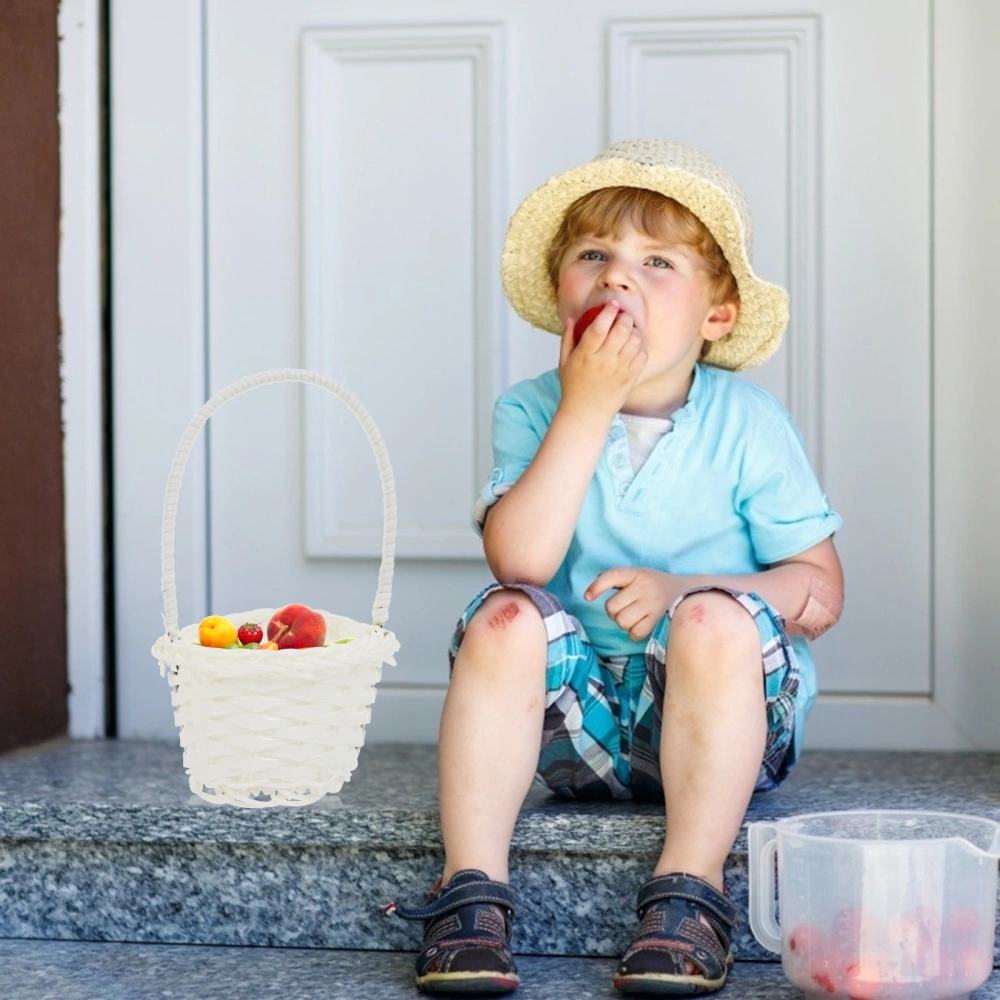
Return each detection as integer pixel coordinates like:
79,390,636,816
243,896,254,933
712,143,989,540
198,615,237,648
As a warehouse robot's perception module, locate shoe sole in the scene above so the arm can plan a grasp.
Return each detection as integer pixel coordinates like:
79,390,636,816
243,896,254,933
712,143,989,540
416,971,520,995
612,972,726,995
612,952,732,995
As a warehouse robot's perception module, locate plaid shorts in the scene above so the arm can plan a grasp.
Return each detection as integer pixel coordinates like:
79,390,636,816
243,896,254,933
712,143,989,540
448,582,801,801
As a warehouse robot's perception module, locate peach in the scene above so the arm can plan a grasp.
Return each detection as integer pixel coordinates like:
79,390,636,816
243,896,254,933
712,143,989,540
199,615,237,648
267,604,326,649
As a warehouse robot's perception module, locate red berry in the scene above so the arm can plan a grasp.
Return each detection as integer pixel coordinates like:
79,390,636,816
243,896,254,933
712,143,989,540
572,303,619,347
845,958,884,1000
789,923,826,957
812,971,837,994
237,622,264,645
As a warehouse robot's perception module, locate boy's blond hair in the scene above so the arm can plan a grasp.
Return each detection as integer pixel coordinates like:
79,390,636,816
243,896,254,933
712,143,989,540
545,186,740,314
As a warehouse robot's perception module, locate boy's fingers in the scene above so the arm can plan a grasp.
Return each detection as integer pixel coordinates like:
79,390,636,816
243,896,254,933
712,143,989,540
629,615,656,641
578,301,621,351
559,317,574,365
611,315,637,352
586,566,630,599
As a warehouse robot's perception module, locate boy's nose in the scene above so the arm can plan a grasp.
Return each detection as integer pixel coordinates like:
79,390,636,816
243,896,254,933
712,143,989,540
599,263,633,291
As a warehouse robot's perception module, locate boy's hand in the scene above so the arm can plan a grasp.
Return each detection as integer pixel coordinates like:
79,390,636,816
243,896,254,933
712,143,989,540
558,301,647,422
584,567,678,641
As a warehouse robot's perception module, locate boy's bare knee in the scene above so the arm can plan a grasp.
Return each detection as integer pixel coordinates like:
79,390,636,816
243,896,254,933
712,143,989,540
484,598,523,631
468,590,543,642
670,590,756,649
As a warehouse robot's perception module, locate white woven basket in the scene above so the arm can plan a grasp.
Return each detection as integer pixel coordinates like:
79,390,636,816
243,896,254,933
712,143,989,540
150,369,401,808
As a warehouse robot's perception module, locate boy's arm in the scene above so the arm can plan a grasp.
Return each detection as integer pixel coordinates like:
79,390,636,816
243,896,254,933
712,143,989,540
673,536,844,639
483,301,646,586
483,404,612,586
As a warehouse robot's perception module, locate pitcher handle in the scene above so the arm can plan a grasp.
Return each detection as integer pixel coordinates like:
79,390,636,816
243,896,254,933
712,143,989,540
747,821,782,955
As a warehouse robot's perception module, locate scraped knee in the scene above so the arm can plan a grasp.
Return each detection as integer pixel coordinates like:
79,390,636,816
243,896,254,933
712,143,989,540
486,598,523,631
467,589,544,645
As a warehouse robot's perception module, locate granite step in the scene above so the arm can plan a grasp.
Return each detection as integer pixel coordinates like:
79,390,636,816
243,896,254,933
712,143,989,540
2,938,999,1000
11,938,1000,1000
1,739,999,963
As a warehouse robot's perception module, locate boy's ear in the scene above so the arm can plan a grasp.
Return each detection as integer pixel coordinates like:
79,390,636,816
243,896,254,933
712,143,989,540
701,300,739,342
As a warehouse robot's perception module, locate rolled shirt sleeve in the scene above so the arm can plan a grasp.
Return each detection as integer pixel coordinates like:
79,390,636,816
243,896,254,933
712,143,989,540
471,393,544,538
738,411,843,565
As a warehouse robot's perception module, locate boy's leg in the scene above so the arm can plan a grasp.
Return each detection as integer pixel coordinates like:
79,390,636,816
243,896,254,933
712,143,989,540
438,588,548,885
652,589,766,890
616,589,775,988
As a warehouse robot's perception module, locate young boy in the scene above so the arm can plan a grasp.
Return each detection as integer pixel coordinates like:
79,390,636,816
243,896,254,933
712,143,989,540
385,139,844,996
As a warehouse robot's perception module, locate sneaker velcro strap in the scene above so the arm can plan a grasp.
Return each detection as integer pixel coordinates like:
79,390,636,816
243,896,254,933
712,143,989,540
635,873,737,929
385,878,516,923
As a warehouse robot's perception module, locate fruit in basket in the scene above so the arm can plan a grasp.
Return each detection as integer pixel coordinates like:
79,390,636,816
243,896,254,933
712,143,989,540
267,604,327,649
259,641,279,650
237,622,264,645
199,615,238,648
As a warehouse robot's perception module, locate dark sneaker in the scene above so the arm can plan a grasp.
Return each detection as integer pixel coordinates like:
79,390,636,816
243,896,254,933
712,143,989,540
383,869,519,995
613,872,737,996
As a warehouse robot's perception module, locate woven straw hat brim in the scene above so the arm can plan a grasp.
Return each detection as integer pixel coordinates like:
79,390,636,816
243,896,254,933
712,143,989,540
501,158,789,371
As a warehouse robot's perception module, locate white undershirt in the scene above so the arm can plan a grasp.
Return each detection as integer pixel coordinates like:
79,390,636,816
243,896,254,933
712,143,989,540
619,412,674,474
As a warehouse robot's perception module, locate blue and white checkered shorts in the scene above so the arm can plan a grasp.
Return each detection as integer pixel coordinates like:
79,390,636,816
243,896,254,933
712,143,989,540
448,582,801,801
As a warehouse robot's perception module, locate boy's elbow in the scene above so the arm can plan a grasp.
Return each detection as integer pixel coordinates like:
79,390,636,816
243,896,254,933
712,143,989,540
787,574,844,640
482,511,552,588
484,547,551,589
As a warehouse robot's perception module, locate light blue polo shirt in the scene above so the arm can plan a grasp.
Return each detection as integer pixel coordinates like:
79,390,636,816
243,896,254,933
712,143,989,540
472,362,842,762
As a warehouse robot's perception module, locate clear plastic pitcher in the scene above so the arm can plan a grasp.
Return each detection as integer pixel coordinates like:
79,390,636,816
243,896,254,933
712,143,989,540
748,811,1000,999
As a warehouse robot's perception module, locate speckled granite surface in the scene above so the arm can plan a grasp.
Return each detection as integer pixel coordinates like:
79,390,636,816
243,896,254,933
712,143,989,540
0,940,999,1000
2,739,1000,961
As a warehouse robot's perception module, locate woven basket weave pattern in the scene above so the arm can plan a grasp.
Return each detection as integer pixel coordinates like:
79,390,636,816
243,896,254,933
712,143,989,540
151,370,400,808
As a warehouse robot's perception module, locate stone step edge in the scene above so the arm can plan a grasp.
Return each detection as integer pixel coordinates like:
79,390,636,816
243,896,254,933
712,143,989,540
0,801,721,853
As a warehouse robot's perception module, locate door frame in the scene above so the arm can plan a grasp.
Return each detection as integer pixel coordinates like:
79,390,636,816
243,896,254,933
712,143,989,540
60,0,107,738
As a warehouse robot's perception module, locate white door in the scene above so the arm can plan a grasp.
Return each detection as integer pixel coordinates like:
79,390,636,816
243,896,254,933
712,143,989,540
112,0,986,748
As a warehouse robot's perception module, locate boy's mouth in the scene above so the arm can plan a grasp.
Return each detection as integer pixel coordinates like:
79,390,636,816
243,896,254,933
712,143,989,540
582,300,641,332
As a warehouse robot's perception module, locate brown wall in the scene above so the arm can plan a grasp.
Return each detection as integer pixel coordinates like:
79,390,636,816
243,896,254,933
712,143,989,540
0,1,69,752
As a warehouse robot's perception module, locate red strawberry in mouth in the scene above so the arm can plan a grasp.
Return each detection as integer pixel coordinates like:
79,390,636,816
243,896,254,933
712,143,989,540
573,303,622,347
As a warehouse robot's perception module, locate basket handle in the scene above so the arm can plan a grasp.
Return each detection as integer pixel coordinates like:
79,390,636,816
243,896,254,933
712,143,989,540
160,368,396,639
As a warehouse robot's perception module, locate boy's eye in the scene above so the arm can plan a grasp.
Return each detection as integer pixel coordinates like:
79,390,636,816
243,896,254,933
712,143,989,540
576,249,674,268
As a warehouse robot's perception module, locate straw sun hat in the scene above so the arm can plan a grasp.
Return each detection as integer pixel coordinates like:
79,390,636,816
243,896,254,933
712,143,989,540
500,139,789,371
